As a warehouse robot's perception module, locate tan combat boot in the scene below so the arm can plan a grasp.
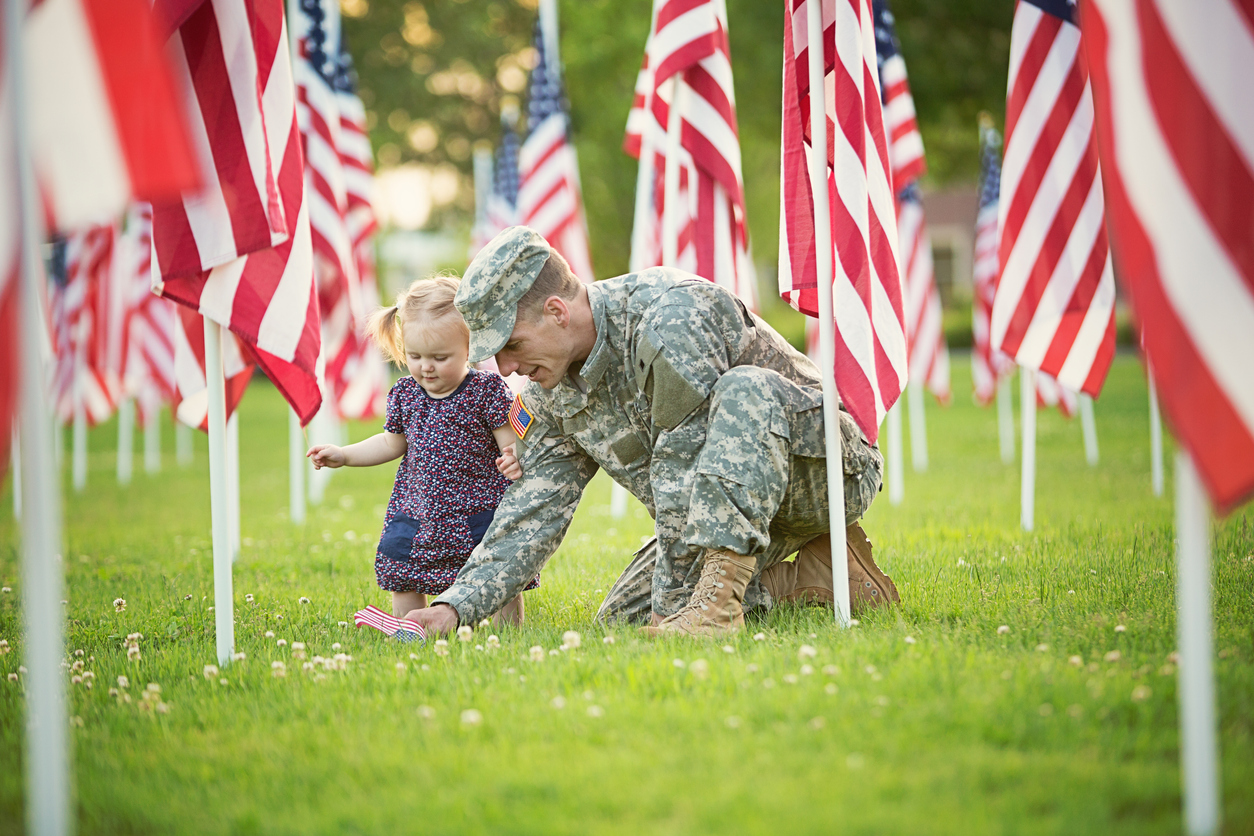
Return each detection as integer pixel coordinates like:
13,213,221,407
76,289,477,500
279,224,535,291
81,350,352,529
641,550,757,637
759,524,899,615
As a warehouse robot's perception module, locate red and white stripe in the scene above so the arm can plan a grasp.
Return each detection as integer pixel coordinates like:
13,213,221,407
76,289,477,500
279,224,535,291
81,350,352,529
518,124,593,283
336,78,378,250
25,0,199,232
1034,368,1077,418
879,44,925,190
1081,0,1254,512
330,245,387,420
152,0,322,425
992,0,1116,399
117,204,179,427
972,174,1006,406
50,225,121,426
171,305,254,431
778,0,907,443
354,605,427,642
623,0,756,306
897,194,949,403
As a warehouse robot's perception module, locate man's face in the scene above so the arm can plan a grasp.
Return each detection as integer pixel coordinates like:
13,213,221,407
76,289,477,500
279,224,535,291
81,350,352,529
495,302,573,390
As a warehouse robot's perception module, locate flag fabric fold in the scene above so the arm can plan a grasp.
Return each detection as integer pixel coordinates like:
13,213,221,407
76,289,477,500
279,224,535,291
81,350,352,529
897,186,949,404
972,119,1016,405
1081,0,1254,513
778,0,907,444
871,0,925,192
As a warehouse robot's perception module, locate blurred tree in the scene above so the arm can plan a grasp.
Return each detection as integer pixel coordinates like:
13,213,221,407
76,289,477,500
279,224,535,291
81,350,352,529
342,0,1012,280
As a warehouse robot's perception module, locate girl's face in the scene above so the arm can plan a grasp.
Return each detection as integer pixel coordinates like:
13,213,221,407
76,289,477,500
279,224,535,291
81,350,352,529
402,317,469,398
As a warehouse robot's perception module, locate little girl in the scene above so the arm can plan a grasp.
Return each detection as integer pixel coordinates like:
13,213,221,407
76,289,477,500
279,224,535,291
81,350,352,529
307,276,533,630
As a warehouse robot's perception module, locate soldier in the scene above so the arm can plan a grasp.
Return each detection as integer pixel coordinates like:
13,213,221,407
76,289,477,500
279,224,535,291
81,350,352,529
404,226,898,638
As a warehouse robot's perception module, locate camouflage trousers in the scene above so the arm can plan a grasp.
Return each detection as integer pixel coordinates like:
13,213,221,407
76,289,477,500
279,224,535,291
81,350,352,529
595,366,883,624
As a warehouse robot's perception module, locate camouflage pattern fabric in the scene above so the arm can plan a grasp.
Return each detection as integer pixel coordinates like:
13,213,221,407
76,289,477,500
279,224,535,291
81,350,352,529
457,226,552,363
434,267,883,625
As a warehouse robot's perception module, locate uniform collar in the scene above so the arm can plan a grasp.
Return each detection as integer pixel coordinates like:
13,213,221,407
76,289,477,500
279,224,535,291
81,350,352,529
576,282,613,390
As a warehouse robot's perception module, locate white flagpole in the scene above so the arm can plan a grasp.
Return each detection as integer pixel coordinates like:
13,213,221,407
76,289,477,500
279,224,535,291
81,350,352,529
886,399,903,505
203,319,235,666
1149,371,1164,497
907,378,928,472
471,142,493,238
1079,392,1099,466
116,396,134,485
71,352,86,492
1020,366,1036,532
175,417,193,467
289,409,306,524
143,405,161,474
1175,451,1220,836
805,0,850,627
308,405,329,505
997,373,1015,464
9,0,71,824
227,410,240,560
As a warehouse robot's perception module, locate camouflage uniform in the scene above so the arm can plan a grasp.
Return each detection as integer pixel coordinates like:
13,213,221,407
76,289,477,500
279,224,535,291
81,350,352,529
433,228,883,626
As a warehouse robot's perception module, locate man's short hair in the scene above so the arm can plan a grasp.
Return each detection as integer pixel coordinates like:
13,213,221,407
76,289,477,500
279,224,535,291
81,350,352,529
516,249,581,320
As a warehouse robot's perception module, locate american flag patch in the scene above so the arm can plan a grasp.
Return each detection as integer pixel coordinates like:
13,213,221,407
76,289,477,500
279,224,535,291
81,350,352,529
508,395,534,439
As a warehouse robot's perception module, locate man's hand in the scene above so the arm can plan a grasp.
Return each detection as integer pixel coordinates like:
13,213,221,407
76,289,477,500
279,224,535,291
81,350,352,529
495,444,522,480
307,444,345,469
405,603,461,637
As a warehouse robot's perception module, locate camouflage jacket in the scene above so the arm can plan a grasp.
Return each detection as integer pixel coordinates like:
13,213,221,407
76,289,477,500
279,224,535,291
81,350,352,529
432,268,834,624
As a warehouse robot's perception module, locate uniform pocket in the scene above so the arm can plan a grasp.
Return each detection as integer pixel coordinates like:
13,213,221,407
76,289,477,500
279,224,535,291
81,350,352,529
378,515,420,561
467,509,496,546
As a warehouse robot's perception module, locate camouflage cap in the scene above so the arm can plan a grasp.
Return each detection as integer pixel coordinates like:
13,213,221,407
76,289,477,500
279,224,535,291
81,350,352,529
456,226,551,363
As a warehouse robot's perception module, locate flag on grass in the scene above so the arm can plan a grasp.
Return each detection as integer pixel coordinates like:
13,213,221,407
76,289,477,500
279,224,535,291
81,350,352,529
897,185,949,404
778,0,907,443
1081,0,1254,513
623,0,755,305
151,0,322,425
992,0,1116,399
518,20,594,282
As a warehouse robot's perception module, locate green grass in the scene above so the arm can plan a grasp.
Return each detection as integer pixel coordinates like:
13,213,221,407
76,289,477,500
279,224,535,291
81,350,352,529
1,354,1251,835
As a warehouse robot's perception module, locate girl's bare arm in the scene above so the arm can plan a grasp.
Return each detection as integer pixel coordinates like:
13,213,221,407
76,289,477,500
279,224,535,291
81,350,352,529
307,431,407,469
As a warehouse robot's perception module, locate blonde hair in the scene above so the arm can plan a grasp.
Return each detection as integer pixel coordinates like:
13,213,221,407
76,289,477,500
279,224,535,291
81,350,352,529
366,275,470,366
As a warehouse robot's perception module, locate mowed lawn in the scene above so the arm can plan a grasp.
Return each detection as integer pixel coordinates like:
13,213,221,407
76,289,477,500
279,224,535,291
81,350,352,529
1,354,1251,835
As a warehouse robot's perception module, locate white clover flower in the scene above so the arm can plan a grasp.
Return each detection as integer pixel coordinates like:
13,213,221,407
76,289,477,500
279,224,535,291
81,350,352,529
126,646,141,661
71,675,82,684
762,678,776,689
434,640,449,657
71,660,84,672
1069,655,1083,666
904,636,917,645
396,662,407,672
561,631,581,650
486,635,500,648
725,715,741,729
233,652,247,662
183,594,192,600
586,705,604,718
460,709,482,726
478,618,491,629
113,598,126,613
550,696,566,709
722,645,734,654
1105,650,1122,662
783,674,799,685
299,597,310,605
849,619,860,627
219,678,228,686
822,665,839,676
271,661,287,678
155,702,170,715
549,649,559,657
108,687,118,696
292,642,306,651
0,587,10,594
1131,685,1152,702
825,683,838,695
417,705,436,719
0,640,9,655
602,635,615,645
745,663,759,674
203,665,219,679
474,645,484,652
1036,643,1050,653
753,632,766,642
70,715,84,727
338,621,348,629
798,644,817,660
7,673,17,682
207,606,214,612
264,630,275,638
74,649,84,657
302,662,315,672
672,658,686,669
689,659,709,679
1115,624,1127,633
275,614,284,620
529,646,545,662
82,671,94,680
244,594,254,603
276,639,288,647
997,625,1011,635
146,683,161,694
116,676,129,689
457,625,473,642
331,643,342,652
800,664,814,676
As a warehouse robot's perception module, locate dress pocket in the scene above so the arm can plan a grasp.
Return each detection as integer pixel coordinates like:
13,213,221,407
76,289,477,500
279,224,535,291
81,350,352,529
378,515,420,561
467,509,496,547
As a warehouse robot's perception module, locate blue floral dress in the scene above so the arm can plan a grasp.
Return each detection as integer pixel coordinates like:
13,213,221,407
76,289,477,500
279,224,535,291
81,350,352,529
374,370,539,595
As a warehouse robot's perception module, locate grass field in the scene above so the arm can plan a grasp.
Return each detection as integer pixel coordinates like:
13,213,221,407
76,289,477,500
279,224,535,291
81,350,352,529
1,354,1252,835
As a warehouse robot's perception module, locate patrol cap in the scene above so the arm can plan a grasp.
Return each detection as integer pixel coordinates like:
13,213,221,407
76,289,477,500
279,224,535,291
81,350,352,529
455,226,551,363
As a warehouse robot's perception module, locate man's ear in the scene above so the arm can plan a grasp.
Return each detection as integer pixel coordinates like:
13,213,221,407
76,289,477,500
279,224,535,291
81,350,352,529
545,296,570,326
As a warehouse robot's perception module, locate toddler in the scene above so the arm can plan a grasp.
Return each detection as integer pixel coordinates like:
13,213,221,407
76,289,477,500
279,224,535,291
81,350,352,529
307,276,533,631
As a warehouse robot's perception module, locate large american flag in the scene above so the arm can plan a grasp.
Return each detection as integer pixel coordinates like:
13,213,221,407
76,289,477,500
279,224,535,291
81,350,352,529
472,111,522,256
49,226,121,426
171,305,255,431
1082,0,1254,512
517,20,594,282
897,185,949,404
971,119,1013,405
623,0,755,306
991,0,1116,400
778,0,907,443
151,0,322,425
872,0,925,191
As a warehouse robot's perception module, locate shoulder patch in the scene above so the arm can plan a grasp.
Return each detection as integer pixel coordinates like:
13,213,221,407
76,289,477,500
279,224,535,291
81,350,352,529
507,395,534,439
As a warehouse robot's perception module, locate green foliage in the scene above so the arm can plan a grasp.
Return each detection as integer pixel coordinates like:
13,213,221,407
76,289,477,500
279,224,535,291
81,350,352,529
3,356,1251,834
342,1,1013,278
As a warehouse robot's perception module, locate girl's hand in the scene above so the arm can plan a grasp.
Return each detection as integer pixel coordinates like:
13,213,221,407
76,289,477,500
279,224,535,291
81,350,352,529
495,444,522,480
307,444,346,469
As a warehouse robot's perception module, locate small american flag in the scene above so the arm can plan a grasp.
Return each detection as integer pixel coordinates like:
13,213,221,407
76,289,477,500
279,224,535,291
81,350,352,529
897,185,949,404
472,111,522,255
118,204,179,428
517,20,594,283
971,119,1014,406
152,0,322,426
872,0,925,190
354,605,427,643
50,225,121,427
507,394,534,439
991,0,1116,400
778,0,907,443
623,0,756,307
1082,0,1254,512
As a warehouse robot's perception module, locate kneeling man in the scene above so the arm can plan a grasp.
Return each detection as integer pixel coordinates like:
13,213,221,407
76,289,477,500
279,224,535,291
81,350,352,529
410,227,898,637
